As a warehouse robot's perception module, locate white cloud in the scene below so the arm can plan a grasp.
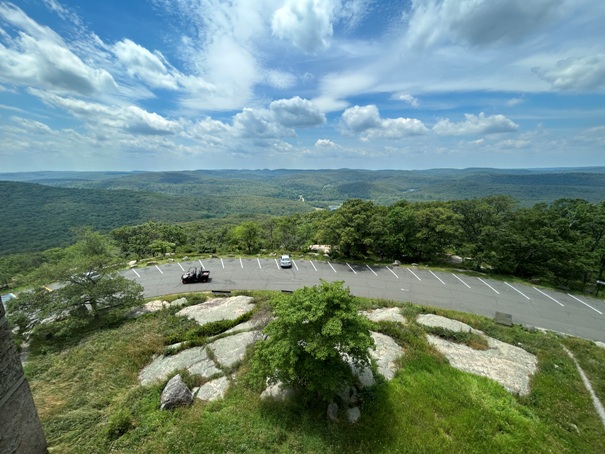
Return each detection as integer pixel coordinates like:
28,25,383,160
315,138,338,147
265,69,297,89
112,39,179,90
233,108,294,139
433,113,518,136
269,96,325,128
30,89,182,136
341,105,428,139
272,0,336,53
392,93,420,107
0,4,118,96
533,54,605,91
405,0,563,48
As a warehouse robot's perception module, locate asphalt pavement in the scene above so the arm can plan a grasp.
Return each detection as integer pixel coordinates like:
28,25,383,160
123,257,605,343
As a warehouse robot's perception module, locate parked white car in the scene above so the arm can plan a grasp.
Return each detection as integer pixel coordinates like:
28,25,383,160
280,254,292,268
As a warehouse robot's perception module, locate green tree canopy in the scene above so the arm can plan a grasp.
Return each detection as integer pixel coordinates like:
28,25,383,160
10,229,143,333
248,281,374,402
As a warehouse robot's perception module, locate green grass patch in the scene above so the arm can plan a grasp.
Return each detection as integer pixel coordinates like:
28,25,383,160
24,292,605,453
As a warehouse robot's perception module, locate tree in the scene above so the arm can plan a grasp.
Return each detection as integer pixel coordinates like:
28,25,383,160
10,229,143,332
231,221,260,254
248,281,374,402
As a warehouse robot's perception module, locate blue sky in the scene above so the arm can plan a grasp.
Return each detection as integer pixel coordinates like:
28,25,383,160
1,0,604,171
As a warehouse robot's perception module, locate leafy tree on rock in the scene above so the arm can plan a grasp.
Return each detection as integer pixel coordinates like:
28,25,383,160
248,280,374,402
10,228,143,332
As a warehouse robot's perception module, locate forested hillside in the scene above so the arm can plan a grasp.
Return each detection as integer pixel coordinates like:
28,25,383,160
2,167,605,256
3,168,605,207
0,181,312,255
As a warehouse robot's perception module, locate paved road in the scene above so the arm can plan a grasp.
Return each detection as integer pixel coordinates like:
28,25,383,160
124,257,605,343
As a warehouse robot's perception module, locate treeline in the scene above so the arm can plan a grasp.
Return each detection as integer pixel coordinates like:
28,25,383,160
106,196,605,289
3,196,605,292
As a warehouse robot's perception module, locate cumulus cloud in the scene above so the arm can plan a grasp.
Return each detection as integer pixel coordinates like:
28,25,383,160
405,0,563,48
533,54,605,91
0,3,118,96
272,0,336,53
341,105,428,139
315,138,338,147
433,113,518,136
233,108,295,139
269,96,326,128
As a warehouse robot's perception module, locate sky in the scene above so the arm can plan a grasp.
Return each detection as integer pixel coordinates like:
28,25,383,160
1,0,604,172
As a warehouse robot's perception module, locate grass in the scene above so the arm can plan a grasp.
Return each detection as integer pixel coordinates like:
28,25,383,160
23,292,605,453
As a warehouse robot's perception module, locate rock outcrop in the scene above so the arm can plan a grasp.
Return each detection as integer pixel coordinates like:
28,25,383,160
160,374,193,410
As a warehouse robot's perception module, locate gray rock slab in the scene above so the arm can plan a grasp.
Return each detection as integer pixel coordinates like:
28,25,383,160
177,296,255,326
194,376,230,402
426,334,538,396
346,406,361,423
370,331,404,381
169,297,187,308
207,331,260,369
139,346,221,386
360,307,407,324
417,314,482,335
260,381,295,401
596,341,605,350
160,374,193,410
327,402,339,422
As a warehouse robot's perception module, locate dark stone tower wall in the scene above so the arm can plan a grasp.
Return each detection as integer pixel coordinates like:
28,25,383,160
0,298,48,453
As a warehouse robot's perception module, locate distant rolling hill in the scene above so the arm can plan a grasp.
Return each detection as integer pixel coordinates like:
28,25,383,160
2,167,605,255
0,181,312,255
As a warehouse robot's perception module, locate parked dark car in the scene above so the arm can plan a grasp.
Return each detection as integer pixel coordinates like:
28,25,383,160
181,267,210,284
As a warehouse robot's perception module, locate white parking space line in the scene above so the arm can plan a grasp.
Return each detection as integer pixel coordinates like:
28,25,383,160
132,269,140,278
293,260,299,271
478,278,499,294
310,261,318,271
452,273,471,288
240,258,244,268
199,260,205,268
505,282,530,300
275,258,280,269
429,270,446,285
220,258,225,269
407,268,421,281
155,265,164,275
386,266,399,279
347,263,357,274
367,265,378,276
567,294,603,315
533,287,565,307
178,262,185,271
257,258,262,269
328,262,337,273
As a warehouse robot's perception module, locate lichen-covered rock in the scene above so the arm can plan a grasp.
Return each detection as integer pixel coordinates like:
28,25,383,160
139,346,221,386
194,376,230,402
160,374,193,410
426,334,538,396
207,331,261,369
417,314,481,334
361,307,407,324
177,296,255,325
260,381,295,401
370,331,404,381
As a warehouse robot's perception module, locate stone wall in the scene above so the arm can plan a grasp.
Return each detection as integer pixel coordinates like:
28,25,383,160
0,298,48,454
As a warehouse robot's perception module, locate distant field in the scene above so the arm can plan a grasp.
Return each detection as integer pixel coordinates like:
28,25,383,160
1,167,604,255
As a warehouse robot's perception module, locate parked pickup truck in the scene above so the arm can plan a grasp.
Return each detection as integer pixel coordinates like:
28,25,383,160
181,267,210,284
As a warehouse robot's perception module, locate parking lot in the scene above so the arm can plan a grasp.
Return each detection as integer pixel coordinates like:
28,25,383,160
123,257,605,343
